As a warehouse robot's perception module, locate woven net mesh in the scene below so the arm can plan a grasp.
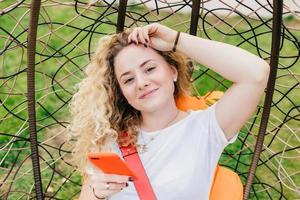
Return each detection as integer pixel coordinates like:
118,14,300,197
0,0,299,199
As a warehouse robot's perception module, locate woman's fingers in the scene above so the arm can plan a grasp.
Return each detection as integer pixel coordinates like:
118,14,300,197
141,27,151,45
91,173,131,184
86,161,131,184
93,181,128,190
128,26,151,47
129,28,139,44
136,28,147,46
127,23,175,51
88,174,130,199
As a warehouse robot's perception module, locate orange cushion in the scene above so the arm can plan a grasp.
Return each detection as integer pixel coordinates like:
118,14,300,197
176,91,224,111
176,94,208,111
209,166,243,200
176,92,243,200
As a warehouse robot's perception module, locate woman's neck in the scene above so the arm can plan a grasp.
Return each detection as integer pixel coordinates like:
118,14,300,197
139,100,186,132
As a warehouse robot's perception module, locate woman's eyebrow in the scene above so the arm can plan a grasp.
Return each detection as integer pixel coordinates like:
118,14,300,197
119,59,154,79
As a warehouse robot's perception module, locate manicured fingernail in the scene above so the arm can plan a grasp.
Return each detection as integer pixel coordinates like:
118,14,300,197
144,43,147,48
145,38,148,43
128,177,134,181
125,183,129,187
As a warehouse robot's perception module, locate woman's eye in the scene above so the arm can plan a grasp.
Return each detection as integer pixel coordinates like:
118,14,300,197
146,67,156,72
124,78,133,84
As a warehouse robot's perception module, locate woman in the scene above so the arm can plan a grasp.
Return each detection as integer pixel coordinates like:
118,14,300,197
68,23,270,199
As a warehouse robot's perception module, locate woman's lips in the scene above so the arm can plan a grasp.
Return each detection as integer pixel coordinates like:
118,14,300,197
139,88,158,99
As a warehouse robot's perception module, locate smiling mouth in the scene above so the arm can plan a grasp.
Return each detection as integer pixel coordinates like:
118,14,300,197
139,88,158,99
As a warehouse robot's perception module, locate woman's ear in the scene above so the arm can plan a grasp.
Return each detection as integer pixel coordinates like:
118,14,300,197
170,65,178,81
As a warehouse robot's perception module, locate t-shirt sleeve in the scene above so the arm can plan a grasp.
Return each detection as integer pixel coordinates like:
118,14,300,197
190,102,239,155
189,102,240,186
205,102,239,148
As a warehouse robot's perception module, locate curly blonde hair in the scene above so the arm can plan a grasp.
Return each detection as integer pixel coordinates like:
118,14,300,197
67,28,192,174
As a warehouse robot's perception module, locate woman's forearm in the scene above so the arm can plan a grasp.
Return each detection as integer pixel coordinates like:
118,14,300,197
176,32,270,83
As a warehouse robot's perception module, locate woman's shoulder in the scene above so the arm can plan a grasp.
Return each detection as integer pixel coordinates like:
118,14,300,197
186,103,216,120
182,103,219,133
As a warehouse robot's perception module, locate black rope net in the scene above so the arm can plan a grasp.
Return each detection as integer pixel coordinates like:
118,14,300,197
0,0,299,199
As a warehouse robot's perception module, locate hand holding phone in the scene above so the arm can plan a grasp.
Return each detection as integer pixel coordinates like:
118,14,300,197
87,152,138,180
84,155,132,199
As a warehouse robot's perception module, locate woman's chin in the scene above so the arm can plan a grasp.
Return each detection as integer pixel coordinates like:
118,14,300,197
138,101,168,113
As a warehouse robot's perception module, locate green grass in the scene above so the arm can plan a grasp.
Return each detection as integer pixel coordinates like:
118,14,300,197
1,1,300,199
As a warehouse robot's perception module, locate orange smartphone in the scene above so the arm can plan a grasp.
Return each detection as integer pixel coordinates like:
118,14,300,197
87,152,138,180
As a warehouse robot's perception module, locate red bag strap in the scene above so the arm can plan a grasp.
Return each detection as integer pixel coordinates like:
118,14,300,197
119,143,157,200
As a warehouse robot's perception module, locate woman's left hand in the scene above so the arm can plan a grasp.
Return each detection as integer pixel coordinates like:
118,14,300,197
127,23,178,52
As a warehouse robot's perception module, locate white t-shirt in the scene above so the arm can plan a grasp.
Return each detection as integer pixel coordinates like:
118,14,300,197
109,103,238,200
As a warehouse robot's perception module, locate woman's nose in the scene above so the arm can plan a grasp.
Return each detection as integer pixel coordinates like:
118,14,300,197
136,74,150,90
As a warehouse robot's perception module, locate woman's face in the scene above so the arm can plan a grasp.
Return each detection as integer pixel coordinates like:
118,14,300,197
114,44,178,113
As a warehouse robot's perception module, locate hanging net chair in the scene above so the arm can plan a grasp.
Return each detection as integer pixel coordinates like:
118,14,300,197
0,0,299,199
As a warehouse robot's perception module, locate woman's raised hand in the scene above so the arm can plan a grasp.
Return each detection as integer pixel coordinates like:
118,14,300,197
127,23,178,52
85,160,132,199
